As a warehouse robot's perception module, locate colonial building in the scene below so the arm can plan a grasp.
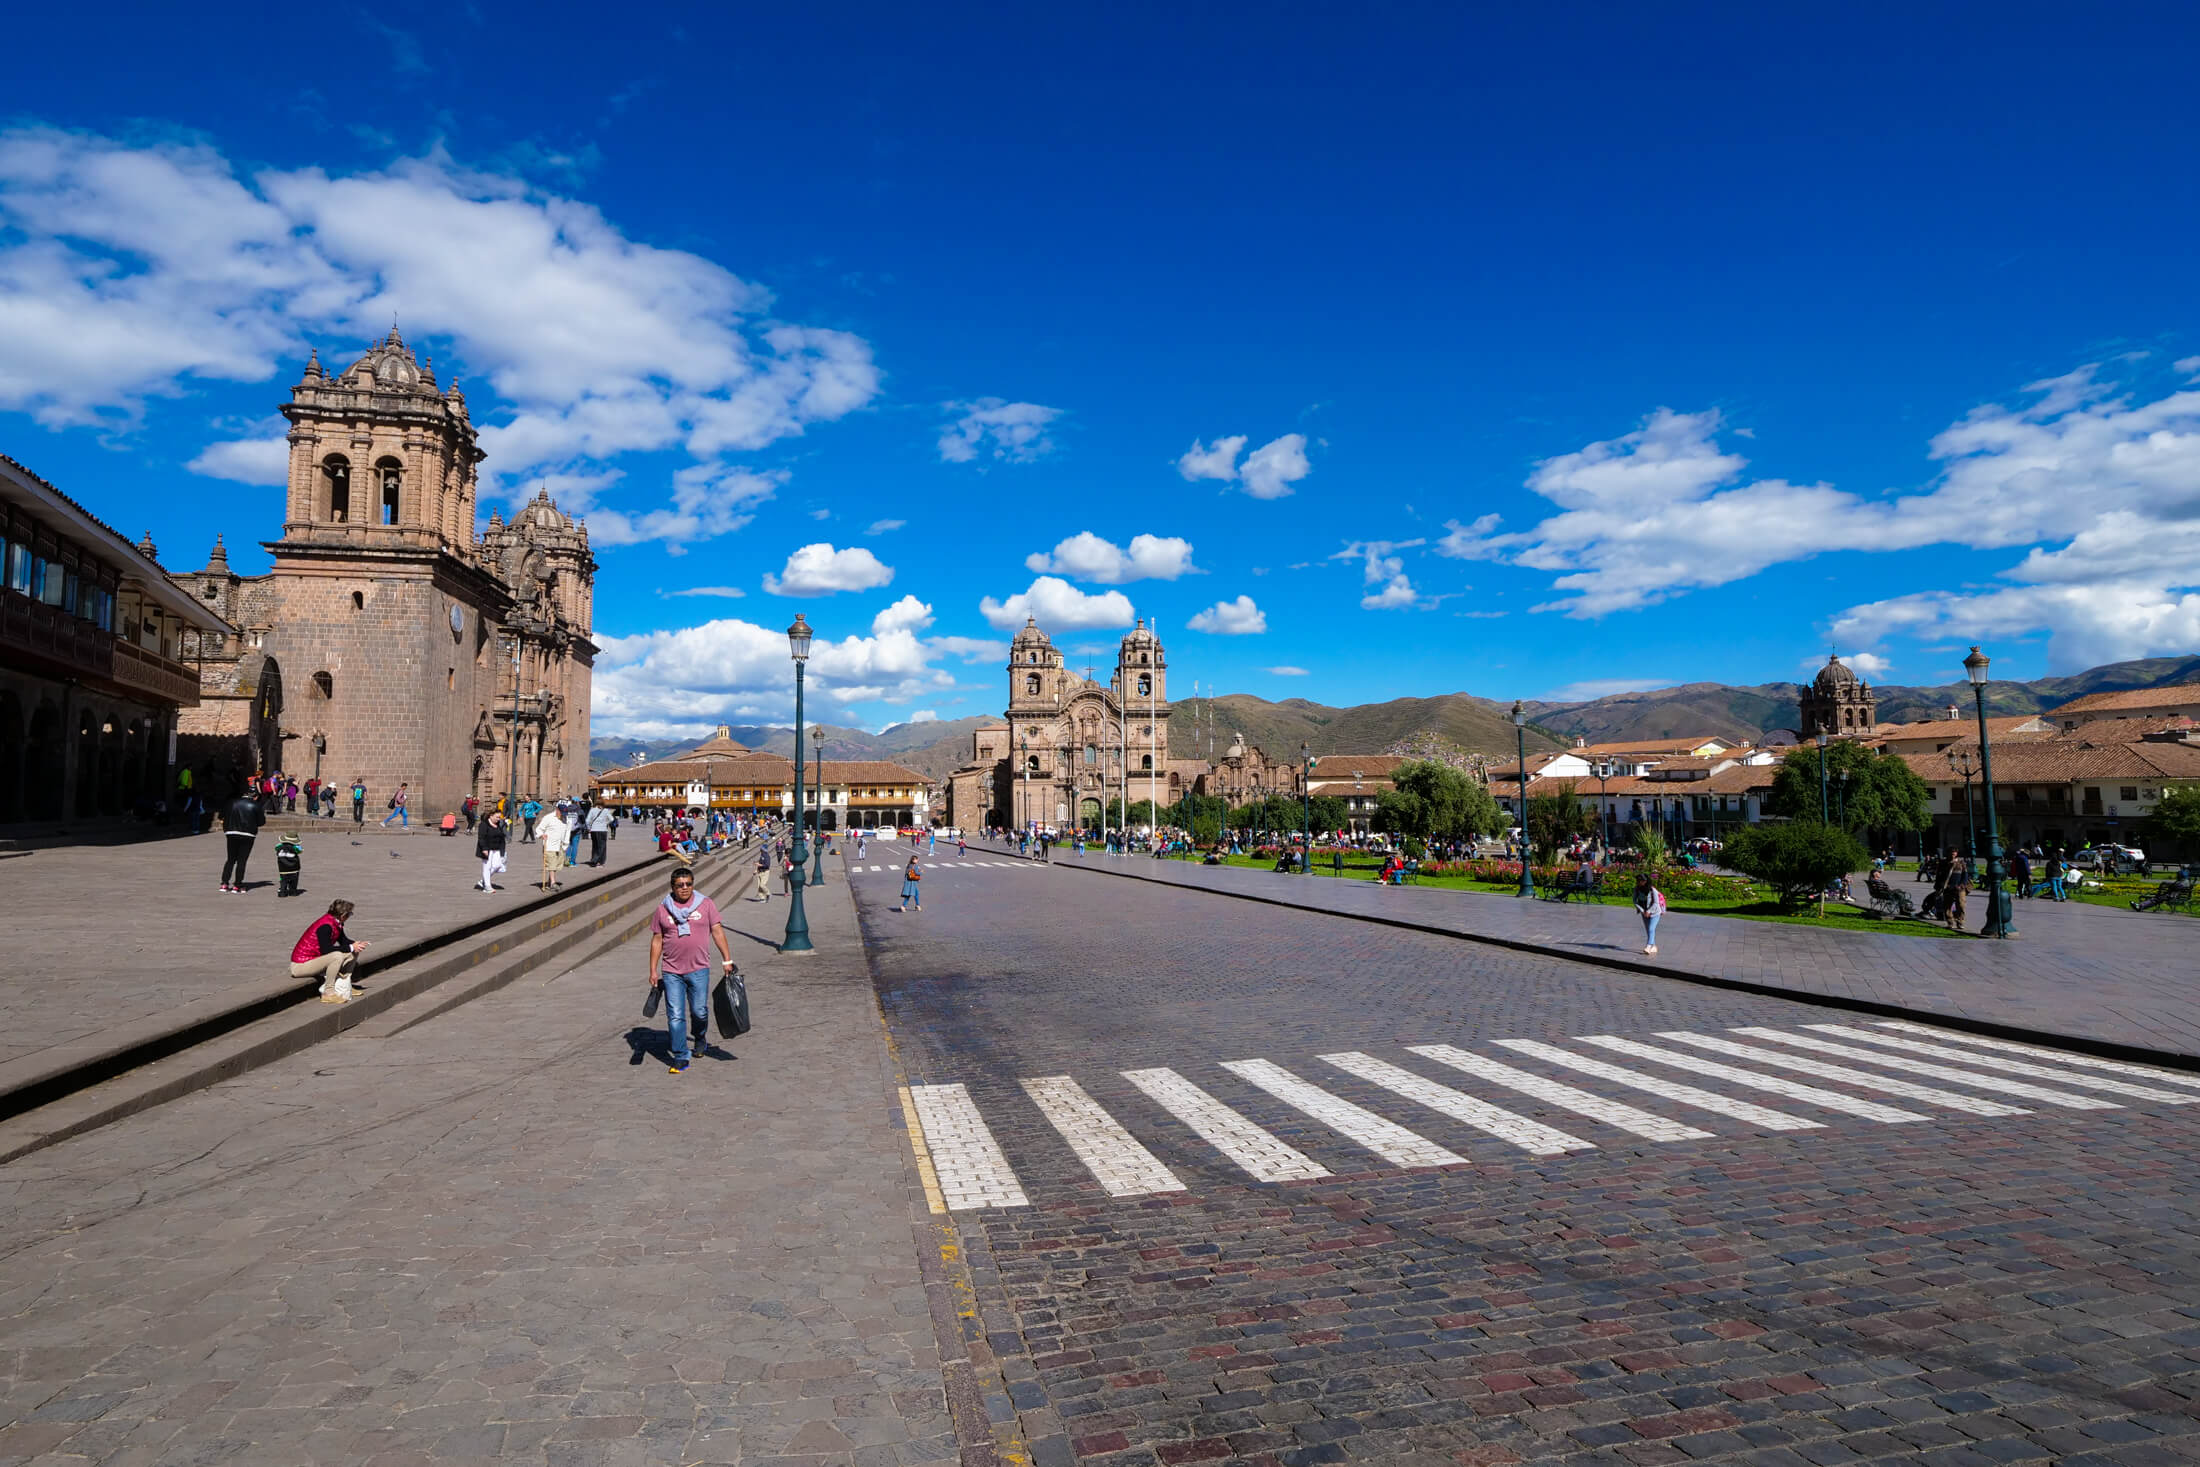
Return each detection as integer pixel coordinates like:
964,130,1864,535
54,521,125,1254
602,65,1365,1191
1897,723,2200,856
175,332,596,815
1,456,233,823
2047,682,2200,732
947,616,1195,832
590,726,928,828
1799,654,1876,738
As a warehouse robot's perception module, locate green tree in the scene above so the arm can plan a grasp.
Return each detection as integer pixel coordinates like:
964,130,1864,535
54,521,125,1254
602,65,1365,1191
2151,785,2200,858
1768,743,1931,837
1376,760,1507,843
1306,794,1349,835
1722,820,1868,911
1526,781,1594,865
1632,824,1667,869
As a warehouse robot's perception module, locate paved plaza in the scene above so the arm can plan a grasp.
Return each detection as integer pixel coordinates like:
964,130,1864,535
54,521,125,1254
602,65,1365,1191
5,837,2200,1465
0,823,659,1075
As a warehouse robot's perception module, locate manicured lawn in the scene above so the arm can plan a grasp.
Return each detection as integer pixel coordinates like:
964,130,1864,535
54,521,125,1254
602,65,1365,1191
1206,852,1963,938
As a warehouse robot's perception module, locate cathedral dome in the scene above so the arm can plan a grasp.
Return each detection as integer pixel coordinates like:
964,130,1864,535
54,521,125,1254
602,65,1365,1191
1813,654,1865,692
1010,616,1052,649
1119,616,1161,652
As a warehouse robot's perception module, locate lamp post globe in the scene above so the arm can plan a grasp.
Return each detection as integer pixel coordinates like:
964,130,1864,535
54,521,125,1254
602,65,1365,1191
808,722,827,886
1511,700,1534,898
780,614,815,954
1965,646,2013,938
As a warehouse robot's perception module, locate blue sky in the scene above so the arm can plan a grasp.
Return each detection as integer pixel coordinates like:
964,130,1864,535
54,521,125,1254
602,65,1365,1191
6,3,2199,735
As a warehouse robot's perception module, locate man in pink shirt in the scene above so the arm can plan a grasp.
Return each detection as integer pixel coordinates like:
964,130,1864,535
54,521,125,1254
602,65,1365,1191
647,867,732,1074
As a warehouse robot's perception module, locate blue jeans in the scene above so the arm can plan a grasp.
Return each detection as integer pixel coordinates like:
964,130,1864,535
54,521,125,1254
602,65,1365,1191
381,806,407,827
2050,876,2066,901
1641,910,1662,947
659,967,710,1066
567,831,584,866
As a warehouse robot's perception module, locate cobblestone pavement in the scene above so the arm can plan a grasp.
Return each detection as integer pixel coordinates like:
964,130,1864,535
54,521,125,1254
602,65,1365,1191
0,856,961,1467
0,823,663,1071
856,858,2200,1467
1044,848,2200,1060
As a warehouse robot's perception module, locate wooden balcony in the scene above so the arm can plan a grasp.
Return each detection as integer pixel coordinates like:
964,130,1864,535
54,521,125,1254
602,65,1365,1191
110,640,203,706
1,590,113,682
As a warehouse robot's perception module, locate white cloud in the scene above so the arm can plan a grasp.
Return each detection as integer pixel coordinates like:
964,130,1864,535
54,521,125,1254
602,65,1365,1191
1023,531,1198,583
585,464,782,549
978,575,1136,631
1176,432,1310,498
0,127,879,548
186,434,287,485
938,398,1061,464
1800,651,1893,680
1176,435,1246,481
871,593,934,636
927,635,1009,664
1442,371,2200,655
808,508,830,520
866,518,905,535
1333,538,1434,611
1264,665,1310,676
1186,595,1267,635
906,709,940,724
661,585,747,599
593,613,952,733
1240,433,1312,499
762,542,894,596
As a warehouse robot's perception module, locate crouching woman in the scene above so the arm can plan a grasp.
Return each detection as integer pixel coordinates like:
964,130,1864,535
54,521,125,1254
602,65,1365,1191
292,899,370,1001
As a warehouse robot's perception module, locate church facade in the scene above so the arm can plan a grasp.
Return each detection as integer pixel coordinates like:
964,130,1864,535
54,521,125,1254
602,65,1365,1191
176,331,596,814
946,617,1205,832
1798,653,1877,739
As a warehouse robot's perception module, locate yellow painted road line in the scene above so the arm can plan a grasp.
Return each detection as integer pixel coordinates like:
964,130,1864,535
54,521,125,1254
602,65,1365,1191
898,1085,948,1215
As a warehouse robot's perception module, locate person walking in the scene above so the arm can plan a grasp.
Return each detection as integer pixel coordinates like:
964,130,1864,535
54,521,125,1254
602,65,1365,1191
1633,871,1666,955
565,803,587,869
2044,849,2067,901
647,867,731,1075
290,899,369,1000
476,809,509,891
284,777,299,814
780,848,798,896
896,852,923,912
585,799,612,866
753,845,772,901
380,783,409,828
519,797,540,842
535,801,571,891
219,784,264,893
461,795,478,833
1943,861,1971,931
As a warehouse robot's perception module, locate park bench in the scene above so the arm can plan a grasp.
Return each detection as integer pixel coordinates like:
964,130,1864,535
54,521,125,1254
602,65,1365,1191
1541,869,1603,902
1397,860,1421,885
2132,874,2197,913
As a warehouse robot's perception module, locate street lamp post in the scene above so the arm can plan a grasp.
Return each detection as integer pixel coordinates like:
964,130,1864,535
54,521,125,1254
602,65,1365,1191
809,723,827,885
1948,749,1979,861
781,615,815,954
502,634,523,819
1836,769,1851,829
1020,734,1030,839
1511,700,1534,898
1595,758,1614,858
1966,645,2013,938
1299,741,1314,874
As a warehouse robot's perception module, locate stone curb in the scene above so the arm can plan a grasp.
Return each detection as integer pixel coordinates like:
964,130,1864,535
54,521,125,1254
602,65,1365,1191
1058,856,2200,1076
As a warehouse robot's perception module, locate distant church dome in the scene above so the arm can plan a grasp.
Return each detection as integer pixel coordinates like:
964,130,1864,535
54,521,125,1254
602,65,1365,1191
1800,654,1875,738
1813,655,1863,692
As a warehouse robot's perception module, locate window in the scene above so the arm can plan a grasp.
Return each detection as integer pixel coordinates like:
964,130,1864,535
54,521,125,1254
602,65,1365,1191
2121,786,2139,803
38,557,63,605
1025,674,1040,695
1141,754,1152,770
62,571,78,615
1026,754,1040,773
378,459,402,525
351,590,365,611
1027,651,1038,664
4,542,27,594
1085,743,1097,766
324,456,351,521
313,671,334,700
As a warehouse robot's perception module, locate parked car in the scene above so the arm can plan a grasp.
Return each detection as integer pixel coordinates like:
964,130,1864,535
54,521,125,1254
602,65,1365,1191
2070,845,2146,874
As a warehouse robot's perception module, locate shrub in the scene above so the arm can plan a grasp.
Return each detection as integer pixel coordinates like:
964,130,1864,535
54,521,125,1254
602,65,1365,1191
1721,821,1867,911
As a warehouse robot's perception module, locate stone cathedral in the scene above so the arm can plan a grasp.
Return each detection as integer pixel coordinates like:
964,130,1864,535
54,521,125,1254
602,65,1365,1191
175,331,596,814
947,616,1205,832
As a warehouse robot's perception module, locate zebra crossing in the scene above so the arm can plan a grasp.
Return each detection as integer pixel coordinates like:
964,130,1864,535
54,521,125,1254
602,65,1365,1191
854,859,1040,873
899,1021,2200,1213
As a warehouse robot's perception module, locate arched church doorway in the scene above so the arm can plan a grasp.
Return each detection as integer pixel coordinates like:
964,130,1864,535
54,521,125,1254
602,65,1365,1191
248,657,283,774
1079,797,1101,827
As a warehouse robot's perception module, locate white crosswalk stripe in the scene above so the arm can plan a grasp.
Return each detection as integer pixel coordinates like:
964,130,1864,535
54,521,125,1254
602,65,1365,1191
1494,1039,1823,1130
1729,1028,2119,1109
1021,1077,1184,1197
1870,1022,2200,1091
1122,1067,1331,1182
1576,1035,1928,1123
1801,1025,2198,1104
1319,1051,1592,1155
1407,1044,1714,1141
1653,1032,2029,1117
1221,1059,1468,1168
908,1083,1027,1210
